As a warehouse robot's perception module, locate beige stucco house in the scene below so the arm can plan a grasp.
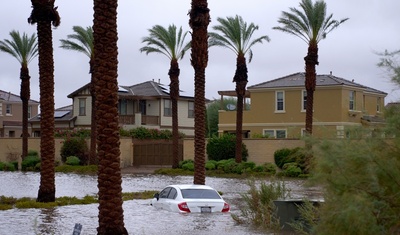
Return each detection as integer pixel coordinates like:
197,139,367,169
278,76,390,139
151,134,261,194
0,90,39,137
218,72,387,139
29,80,196,137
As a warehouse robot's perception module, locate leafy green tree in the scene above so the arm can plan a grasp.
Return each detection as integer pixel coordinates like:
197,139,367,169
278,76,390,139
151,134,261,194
140,24,190,169
60,26,97,165
93,0,127,233
377,49,400,85
28,0,60,203
273,0,348,136
0,31,38,159
209,15,269,163
189,0,210,185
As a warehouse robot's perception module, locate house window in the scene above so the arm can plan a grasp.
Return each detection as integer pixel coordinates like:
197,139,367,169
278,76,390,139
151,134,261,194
79,98,86,116
349,91,356,110
6,104,12,115
188,101,194,118
263,129,286,139
9,131,15,138
28,105,32,119
377,97,381,112
275,91,285,112
302,90,307,111
119,99,127,115
164,99,172,116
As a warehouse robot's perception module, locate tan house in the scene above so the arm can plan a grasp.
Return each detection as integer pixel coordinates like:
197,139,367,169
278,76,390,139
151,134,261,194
30,80,196,137
0,90,39,137
218,72,387,139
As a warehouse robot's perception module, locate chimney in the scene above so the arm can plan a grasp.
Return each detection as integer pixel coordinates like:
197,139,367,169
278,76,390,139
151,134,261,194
158,79,160,84
330,71,332,76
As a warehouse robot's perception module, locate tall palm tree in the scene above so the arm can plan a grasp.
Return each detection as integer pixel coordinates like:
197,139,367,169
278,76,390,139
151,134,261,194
273,0,348,136
60,26,96,165
189,0,210,185
140,24,191,169
93,0,127,233
209,15,269,163
0,31,38,160
28,0,60,203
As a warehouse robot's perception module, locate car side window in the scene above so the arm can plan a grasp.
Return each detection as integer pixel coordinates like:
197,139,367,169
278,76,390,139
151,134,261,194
167,188,177,199
159,187,172,199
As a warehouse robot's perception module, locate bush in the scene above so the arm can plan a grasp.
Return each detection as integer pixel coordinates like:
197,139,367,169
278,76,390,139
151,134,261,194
178,159,193,168
121,127,185,139
282,163,302,177
0,162,16,171
27,150,39,157
205,161,216,170
181,162,194,171
206,134,248,162
21,155,41,171
274,148,292,169
65,156,80,166
60,137,88,165
274,147,305,171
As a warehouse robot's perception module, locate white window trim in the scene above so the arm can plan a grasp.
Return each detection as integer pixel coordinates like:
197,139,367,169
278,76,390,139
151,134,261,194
349,91,356,111
263,129,287,139
164,99,172,117
301,90,307,112
275,91,285,113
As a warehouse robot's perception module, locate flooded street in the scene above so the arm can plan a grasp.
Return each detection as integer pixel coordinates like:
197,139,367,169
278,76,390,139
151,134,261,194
0,171,321,234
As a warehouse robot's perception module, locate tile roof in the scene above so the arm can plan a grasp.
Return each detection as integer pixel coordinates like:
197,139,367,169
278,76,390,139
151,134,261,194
248,72,387,95
119,80,169,97
0,90,39,103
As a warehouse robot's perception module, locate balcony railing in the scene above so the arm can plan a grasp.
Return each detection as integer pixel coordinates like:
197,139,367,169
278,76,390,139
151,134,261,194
142,115,159,125
119,114,159,126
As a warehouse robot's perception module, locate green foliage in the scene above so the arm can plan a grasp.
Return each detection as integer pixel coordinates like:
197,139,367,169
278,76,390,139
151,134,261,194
60,137,88,164
282,162,302,177
120,127,185,139
0,162,16,171
65,156,80,166
274,148,292,168
181,162,194,171
232,178,290,232
55,165,98,174
178,159,193,168
206,134,248,161
274,147,306,171
21,155,41,171
205,161,216,170
312,127,400,234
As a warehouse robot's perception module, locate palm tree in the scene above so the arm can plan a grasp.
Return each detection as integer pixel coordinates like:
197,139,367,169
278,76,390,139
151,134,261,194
140,24,191,169
28,0,60,203
60,26,96,165
0,31,38,160
273,0,348,136
93,0,127,233
189,0,210,185
209,15,269,163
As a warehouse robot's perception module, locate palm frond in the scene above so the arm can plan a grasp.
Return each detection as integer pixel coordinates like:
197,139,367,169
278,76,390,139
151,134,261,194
0,30,38,66
60,26,94,59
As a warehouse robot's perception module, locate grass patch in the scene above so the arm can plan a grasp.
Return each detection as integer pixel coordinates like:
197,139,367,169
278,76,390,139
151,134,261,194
0,191,158,211
55,165,98,174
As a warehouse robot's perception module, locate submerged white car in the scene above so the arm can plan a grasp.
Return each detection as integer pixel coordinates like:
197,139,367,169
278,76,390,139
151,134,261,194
150,184,230,213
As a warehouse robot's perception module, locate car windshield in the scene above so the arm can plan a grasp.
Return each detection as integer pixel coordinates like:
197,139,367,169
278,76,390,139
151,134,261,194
181,189,221,199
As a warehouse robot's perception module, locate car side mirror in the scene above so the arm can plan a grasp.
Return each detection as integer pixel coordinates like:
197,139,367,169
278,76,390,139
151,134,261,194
154,193,159,201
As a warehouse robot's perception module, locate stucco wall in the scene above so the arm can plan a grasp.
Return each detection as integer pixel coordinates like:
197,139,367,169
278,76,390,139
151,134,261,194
0,137,304,167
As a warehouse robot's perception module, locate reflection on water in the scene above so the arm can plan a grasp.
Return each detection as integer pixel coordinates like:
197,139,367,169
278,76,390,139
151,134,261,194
0,171,321,234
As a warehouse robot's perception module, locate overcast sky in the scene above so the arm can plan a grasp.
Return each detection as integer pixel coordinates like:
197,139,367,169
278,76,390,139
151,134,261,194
0,0,399,108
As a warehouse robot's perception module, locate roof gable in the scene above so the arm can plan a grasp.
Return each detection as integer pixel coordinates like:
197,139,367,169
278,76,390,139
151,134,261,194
0,90,39,103
248,72,387,95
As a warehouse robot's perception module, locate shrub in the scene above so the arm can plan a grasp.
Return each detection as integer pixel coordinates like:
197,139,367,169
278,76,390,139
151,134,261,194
181,162,194,171
263,163,277,175
65,156,80,166
206,134,248,162
179,159,193,168
21,155,41,171
205,161,216,170
27,150,39,157
274,148,292,169
282,163,302,177
60,137,88,165
232,179,290,232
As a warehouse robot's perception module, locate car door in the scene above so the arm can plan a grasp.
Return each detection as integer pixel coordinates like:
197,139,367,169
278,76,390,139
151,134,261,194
155,187,172,210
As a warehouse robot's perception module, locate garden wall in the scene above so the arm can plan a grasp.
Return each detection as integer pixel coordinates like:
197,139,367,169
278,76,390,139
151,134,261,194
0,138,304,167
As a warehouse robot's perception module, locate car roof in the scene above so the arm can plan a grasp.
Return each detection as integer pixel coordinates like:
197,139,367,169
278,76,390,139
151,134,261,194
167,184,215,190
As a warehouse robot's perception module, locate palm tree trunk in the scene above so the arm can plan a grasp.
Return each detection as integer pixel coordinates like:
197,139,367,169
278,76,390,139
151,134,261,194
304,43,318,136
189,0,210,185
20,66,30,160
89,64,97,165
93,0,127,234
36,20,56,203
169,59,180,169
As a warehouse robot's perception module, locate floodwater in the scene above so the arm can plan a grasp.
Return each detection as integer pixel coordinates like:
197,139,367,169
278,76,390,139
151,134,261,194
0,171,322,235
